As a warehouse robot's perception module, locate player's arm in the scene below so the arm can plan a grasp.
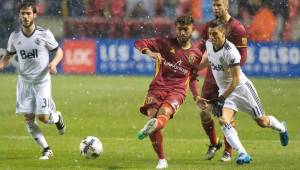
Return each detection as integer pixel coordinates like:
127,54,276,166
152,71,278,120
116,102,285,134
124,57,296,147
222,65,240,98
196,54,209,70
48,47,63,75
233,24,247,65
134,38,163,62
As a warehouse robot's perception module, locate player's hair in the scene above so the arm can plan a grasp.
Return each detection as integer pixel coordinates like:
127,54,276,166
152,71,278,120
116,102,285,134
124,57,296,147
208,21,226,32
18,1,37,14
213,0,229,6
175,15,194,25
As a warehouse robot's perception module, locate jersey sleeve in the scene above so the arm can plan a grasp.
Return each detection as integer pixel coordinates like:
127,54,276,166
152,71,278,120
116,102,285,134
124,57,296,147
231,23,247,65
134,37,164,53
6,32,16,55
45,29,59,52
226,48,241,67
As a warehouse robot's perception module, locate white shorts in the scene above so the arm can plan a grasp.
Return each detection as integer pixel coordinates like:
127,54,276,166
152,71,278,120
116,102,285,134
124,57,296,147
16,77,56,115
223,81,265,119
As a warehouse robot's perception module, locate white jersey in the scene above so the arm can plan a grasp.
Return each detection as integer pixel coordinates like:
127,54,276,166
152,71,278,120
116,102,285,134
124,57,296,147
6,26,59,82
206,39,248,95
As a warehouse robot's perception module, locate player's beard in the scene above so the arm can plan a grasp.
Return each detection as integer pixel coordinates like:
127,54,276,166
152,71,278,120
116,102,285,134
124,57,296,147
22,20,34,28
177,35,191,45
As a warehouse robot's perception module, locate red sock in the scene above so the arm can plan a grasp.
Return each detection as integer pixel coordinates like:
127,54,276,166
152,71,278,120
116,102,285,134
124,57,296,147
202,118,218,145
149,130,165,159
156,115,169,131
224,120,236,155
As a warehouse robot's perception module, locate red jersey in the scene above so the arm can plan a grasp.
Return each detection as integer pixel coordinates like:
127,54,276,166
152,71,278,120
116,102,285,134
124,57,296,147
135,37,202,96
199,17,247,81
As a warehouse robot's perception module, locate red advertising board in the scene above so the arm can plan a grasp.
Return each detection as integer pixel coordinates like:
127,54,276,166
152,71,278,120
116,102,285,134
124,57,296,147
63,39,96,74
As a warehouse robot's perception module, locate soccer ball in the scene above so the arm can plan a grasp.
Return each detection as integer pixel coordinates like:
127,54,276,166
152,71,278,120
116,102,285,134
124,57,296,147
79,136,103,159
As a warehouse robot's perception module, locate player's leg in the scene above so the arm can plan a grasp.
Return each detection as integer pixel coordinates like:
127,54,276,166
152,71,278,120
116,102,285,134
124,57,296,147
36,78,65,134
16,78,52,160
200,76,224,160
24,114,53,160
243,82,288,146
220,107,251,165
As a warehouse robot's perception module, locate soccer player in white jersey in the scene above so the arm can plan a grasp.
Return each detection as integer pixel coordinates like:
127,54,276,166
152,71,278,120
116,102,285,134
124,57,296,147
0,2,65,160
197,22,289,164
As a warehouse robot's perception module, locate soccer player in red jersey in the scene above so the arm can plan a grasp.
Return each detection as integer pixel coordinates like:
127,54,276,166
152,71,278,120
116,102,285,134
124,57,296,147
190,0,248,161
135,15,203,169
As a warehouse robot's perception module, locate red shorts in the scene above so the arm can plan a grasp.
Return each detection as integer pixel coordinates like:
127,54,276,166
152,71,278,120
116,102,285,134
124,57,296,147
201,68,219,100
140,89,185,118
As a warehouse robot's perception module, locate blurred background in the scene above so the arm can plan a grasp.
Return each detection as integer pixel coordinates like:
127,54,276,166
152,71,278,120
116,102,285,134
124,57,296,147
1,0,300,76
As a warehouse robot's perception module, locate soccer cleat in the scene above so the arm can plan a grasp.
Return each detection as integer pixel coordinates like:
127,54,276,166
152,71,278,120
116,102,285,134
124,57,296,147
279,121,289,146
204,140,222,160
39,148,53,160
236,153,252,165
156,159,168,169
55,111,65,135
137,118,157,140
220,151,232,162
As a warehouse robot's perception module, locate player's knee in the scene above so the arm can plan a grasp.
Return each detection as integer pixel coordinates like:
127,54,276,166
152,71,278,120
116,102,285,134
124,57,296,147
38,114,49,124
255,118,268,128
157,107,172,119
200,110,211,122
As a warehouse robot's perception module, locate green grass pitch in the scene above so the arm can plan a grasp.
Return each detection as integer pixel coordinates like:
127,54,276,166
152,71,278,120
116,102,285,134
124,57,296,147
0,74,299,170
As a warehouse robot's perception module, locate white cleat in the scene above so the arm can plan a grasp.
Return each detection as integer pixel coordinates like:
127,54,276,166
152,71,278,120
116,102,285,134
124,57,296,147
156,159,168,169
39,148,53,160
220,151,232,162
137,118,157,140
55,111,65,135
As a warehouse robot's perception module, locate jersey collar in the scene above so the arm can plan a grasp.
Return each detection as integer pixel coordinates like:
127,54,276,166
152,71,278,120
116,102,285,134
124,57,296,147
22,25,37,38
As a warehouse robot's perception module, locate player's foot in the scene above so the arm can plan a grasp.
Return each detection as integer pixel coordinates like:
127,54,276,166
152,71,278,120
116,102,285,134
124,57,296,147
137,118,157,140
204,140,222,160
236,153,252,165
279,121,289,146
220,151,232,162
156,159,168,169
55,111,65,135
39,147,53,160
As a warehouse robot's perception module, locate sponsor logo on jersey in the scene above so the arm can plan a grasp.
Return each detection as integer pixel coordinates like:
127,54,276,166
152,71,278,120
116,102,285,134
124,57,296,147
209,61,224,71
20,49,38,59
163,59,188,75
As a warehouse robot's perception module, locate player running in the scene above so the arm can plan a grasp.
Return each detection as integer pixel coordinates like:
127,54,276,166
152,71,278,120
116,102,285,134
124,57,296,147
197,22,288,165
190,0,248,161
135,15,202,169
0,2,65,160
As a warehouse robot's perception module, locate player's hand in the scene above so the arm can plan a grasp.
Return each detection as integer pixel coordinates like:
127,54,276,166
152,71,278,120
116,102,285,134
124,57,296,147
48,63,57,75
194,96,209,110
209,95,225,117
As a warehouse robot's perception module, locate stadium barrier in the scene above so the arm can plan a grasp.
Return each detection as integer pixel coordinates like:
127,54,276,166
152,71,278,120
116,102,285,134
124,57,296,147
2,40,300,77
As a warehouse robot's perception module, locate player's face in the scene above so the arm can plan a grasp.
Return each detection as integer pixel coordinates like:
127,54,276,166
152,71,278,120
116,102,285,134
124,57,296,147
212,0,228,18
19,7,36,28
208,27,225,47
175,24,193,44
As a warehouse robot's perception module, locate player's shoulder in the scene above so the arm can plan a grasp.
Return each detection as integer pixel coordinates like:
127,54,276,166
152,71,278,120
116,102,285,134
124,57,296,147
229,17,246,31
36,26,53,36
9,28,22,40
224,40,240,54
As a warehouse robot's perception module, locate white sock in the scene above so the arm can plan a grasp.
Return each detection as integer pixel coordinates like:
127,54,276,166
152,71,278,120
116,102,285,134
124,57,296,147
26,121,49,149
47,111,59,124
222,123,247,155
268,116,285,133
